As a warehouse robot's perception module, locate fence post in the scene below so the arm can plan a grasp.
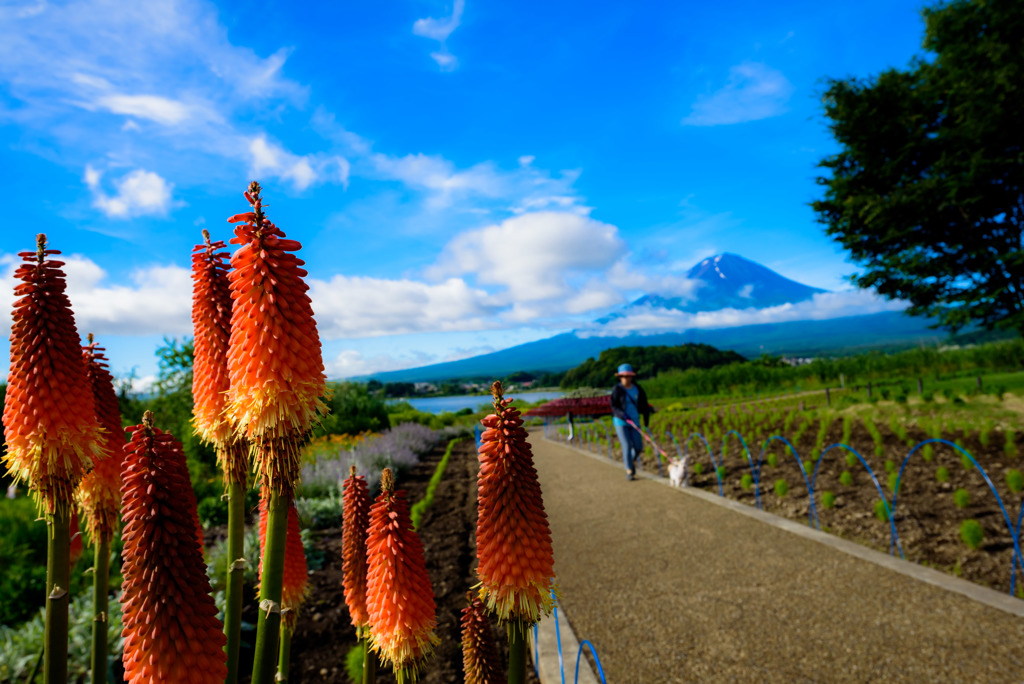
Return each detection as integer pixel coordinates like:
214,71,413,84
840,373,845,389
867,382,872,400
825,387,831,407
917,377,923,395
976,376,983,390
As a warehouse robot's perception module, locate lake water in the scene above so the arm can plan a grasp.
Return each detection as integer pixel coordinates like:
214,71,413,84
387,390,566,415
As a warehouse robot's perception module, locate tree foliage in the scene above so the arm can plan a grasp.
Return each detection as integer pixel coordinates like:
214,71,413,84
812,0,1024,335
560,343,746,389
317,382,390,436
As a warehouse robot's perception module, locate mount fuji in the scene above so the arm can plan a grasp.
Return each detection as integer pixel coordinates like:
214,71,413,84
360,254,948,383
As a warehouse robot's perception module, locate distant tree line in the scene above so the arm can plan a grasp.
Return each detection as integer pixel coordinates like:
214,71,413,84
559,343,747,389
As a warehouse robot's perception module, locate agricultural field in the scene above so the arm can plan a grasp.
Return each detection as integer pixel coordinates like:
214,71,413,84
562,381,1024,596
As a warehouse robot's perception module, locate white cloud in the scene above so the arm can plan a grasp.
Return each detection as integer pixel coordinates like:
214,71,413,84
582,290,906,337
94,93,195,125
326,349,437,378
308,274,498,339
84,166,175,218
682,62,794,126
249,135,350,191
413,0,465,71
428,212,624,303
0,253,192,338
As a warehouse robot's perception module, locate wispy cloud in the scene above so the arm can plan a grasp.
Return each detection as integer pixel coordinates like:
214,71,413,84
682,62,794,126
413,0,465,71
0,0,334,198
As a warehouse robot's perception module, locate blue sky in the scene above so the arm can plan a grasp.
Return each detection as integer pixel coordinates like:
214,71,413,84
0,0,930,385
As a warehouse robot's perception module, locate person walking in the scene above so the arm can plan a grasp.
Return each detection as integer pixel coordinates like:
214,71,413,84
611,363,652,480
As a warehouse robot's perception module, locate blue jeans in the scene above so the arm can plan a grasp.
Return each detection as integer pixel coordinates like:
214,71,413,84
614,423,644,474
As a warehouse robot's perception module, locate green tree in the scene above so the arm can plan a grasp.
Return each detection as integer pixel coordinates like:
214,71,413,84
317,382,391,436
812,0,1024,335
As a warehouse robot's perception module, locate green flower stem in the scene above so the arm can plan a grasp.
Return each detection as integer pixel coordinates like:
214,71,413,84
362,637,377,684
90,539,110,684
44,507,71,684
508,620,527,684
224,479,246,684
277,621,293,683
251,488,290,684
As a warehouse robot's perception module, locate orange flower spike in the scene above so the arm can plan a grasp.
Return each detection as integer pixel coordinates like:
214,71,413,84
120,412,226,683
365,468,439,683
476,381,556,625
226,181,325,494
77,335,125,544
2,234,103,514
257,497,309,624
191,230,249,476
342,465,371,631
461,593,503,684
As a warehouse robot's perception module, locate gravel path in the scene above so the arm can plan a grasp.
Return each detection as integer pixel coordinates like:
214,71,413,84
532,435,1024,683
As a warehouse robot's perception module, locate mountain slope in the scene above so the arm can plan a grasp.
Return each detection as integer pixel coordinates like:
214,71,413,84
361,310,947,383
631,253,826,313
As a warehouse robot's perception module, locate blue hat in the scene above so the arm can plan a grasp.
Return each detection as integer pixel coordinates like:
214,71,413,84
616,363,636,376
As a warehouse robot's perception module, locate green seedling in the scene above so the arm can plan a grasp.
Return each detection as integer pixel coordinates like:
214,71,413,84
839,470,853,487
740,473,753,491
1006,430,1018,459
774,479,789,497
922,444,934,462
821,491,836,509
767,453,778,468
802,460,813,476
960,453,973,470
953,488,970,509
887,472,900,494
693,463,704,476
884,459,896,474
874,499,890,522
845,452,858,468
960,519,984,550
936,466,950,483
1005,469,1023,494
716,465,726,480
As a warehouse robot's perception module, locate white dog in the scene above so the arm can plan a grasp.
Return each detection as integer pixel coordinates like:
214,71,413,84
668,456,689,488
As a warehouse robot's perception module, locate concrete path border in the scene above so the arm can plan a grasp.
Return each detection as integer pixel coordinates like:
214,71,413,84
532,599,602,684
546,435,1024,619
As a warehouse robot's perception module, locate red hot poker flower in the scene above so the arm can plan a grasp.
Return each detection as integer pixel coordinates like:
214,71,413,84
461,594,503,684
476,381,555,625
257,497,308,625
226,182,325,494
76,336,125,544
2,234,103,514
191,229,250,485
365,468,439,683
120,412,226,683
342,465,372,631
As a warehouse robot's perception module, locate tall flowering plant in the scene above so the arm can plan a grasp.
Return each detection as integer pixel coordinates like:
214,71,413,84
2,234,104,683
461,594,503,684
475,381,555,683
365,468,439,683
342,466,374,682
226,182,326,683
191,228,249,681
121,412,227,682
78,335,125,683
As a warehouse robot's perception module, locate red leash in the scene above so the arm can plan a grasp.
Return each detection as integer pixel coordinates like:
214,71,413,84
625,419,669,458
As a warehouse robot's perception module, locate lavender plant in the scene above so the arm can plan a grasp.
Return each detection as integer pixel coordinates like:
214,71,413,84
301,422,444,494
